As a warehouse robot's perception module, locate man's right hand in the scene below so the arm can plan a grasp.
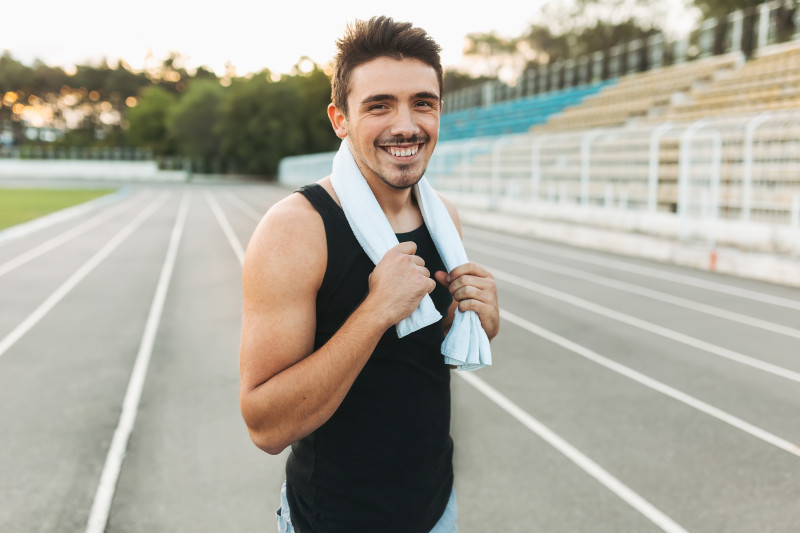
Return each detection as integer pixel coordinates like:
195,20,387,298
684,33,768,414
367,241,436,328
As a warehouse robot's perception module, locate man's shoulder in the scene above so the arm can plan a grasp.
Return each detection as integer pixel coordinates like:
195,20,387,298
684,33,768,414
245,188,327,265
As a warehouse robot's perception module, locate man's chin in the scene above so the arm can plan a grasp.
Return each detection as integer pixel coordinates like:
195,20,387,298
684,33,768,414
381,167,425,190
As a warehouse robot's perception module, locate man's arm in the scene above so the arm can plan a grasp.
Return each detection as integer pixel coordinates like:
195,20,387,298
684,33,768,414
434,194,500,341
239,193,436,455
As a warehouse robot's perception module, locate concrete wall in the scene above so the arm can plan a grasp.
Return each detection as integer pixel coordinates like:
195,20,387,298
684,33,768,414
0,160,187,182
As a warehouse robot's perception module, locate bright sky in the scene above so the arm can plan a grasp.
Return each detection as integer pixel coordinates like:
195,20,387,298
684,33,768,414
3,0,696,77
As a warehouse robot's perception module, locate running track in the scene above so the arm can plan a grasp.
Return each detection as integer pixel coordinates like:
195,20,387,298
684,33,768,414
0,181,798,532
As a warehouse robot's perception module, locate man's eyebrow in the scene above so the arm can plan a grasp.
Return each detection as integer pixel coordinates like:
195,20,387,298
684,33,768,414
414,91,441,100
360,91,441,106
360,94,397,106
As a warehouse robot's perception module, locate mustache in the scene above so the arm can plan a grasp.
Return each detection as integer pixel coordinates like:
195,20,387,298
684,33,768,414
376,135,429,146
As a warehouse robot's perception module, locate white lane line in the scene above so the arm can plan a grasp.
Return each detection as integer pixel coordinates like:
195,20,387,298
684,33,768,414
85,193,189,533
488,266,800,385
223,190,263,222
468,242,800,340
0,192,171,360
205,191,245,265
457,371,690,533
0,190,149,278
0,188,130,247
500,308,800,457
464,227,800,312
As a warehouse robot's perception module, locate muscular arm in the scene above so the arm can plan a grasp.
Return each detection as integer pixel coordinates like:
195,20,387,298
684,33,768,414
239,193,435,455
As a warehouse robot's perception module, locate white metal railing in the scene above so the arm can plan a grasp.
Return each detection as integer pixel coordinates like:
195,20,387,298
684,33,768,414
279,110,800,254
426,110,800,252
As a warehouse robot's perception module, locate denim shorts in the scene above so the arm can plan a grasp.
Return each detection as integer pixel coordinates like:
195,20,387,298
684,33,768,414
276,481,458,532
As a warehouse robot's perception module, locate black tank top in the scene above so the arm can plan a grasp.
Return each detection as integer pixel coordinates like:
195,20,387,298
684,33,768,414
285,183,454,533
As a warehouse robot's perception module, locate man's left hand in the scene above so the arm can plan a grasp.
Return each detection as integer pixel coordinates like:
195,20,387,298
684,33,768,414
434,263,499,340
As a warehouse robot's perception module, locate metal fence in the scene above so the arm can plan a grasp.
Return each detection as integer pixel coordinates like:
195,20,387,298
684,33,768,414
278,110,800,254
428,110,800,251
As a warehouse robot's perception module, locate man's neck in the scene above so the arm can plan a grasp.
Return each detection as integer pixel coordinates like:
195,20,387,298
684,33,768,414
364,174,423,234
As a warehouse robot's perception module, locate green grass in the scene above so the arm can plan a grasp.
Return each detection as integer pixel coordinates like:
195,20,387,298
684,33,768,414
0,188,116,230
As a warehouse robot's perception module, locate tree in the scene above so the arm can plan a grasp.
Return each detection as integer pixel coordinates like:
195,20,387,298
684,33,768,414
693,0,765,17
125,85,177,155
167,79,227,161
218,62,337,176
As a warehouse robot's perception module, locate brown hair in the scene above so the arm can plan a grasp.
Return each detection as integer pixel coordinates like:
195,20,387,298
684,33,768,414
331,16,443,116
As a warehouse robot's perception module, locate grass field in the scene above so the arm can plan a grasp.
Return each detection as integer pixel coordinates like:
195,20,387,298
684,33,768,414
0,188,115,230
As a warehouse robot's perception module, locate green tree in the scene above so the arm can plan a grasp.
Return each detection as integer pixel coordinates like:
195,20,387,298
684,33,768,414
218,63,337,176
693,0,764,17
125,85,177,155
167,79,227,160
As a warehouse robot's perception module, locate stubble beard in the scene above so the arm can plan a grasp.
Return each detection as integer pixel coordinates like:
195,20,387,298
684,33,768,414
376,162,428,190
374,134,431,190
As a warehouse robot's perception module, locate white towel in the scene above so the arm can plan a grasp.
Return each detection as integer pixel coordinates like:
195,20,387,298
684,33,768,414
330,139,491,371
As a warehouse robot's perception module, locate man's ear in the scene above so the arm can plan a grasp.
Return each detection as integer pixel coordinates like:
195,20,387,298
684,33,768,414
327,103,348,139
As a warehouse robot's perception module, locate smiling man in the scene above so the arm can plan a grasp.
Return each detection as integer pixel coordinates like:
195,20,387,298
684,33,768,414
239,16,499,533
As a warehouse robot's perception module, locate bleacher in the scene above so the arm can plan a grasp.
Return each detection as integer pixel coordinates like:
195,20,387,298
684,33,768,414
666,41,800,120
429,41,800,227
438,81,615,141
533,53,743,132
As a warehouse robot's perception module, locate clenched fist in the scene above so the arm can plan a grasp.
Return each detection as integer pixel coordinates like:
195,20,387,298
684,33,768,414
367,241,436,328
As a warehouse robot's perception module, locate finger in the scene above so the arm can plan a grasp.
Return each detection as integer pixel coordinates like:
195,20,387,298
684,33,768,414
418,266,431,279
433,270,449,287
427,277,437,294
447,262,491,282
458,299,499,333
448,274,495,295
395,240,417,255
452,285,487,303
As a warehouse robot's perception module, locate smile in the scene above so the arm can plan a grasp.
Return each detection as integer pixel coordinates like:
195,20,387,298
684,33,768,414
382,145,420,158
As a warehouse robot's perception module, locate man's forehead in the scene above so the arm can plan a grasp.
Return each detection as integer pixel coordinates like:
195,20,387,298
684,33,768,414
349,57,439,100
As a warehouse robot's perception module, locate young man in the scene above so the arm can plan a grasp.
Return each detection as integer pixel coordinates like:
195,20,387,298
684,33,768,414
240,16,499,532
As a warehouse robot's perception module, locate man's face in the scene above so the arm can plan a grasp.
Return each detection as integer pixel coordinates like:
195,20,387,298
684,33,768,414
329,57,441,190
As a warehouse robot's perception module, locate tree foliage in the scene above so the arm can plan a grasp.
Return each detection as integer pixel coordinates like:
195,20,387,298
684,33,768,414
217,63,338,175
167,79,227,159
125,85,177,155
459,0,662,82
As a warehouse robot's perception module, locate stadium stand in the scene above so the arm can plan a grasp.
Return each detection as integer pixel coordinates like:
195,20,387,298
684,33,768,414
666,41,800,120
438,81,615,141
281,1,800,250
532,53,744,132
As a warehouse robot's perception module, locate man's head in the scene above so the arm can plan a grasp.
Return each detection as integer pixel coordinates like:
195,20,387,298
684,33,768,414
328,17,444,191
331,16,443,117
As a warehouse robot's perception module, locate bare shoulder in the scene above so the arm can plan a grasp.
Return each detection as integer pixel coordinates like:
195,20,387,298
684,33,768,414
436,191,463,237
244,190,327,296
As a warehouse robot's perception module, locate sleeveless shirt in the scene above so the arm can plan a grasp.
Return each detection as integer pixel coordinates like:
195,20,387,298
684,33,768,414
285,184,454,533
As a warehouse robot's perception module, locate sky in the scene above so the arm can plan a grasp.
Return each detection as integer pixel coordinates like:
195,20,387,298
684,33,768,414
3,0,696,77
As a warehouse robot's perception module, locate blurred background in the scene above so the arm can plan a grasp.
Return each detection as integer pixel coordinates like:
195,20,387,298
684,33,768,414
2,1,800,532
2,0,799,271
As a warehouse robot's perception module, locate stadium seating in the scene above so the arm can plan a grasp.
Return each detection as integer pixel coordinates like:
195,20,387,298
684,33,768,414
531,53,744,131
666,41,800,120
438,81,615,141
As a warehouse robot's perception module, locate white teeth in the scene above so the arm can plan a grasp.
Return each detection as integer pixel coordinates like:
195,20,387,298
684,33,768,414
388,146,418,157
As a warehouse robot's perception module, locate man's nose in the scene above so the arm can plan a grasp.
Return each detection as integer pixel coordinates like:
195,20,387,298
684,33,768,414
390,106,420,137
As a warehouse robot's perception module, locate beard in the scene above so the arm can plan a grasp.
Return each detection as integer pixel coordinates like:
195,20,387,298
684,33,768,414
375,162,428,190
373,134,431,190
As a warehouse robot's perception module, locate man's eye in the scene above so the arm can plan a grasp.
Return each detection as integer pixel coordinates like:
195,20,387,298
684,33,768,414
368,104,387,111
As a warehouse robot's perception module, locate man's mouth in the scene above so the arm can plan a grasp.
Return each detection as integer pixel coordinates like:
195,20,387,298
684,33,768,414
383,144,420,158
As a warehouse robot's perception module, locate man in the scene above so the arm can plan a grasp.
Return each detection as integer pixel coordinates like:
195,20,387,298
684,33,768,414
240,16,499,532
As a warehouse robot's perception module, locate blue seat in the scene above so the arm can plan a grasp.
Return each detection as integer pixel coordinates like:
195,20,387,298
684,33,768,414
439,80,617,141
